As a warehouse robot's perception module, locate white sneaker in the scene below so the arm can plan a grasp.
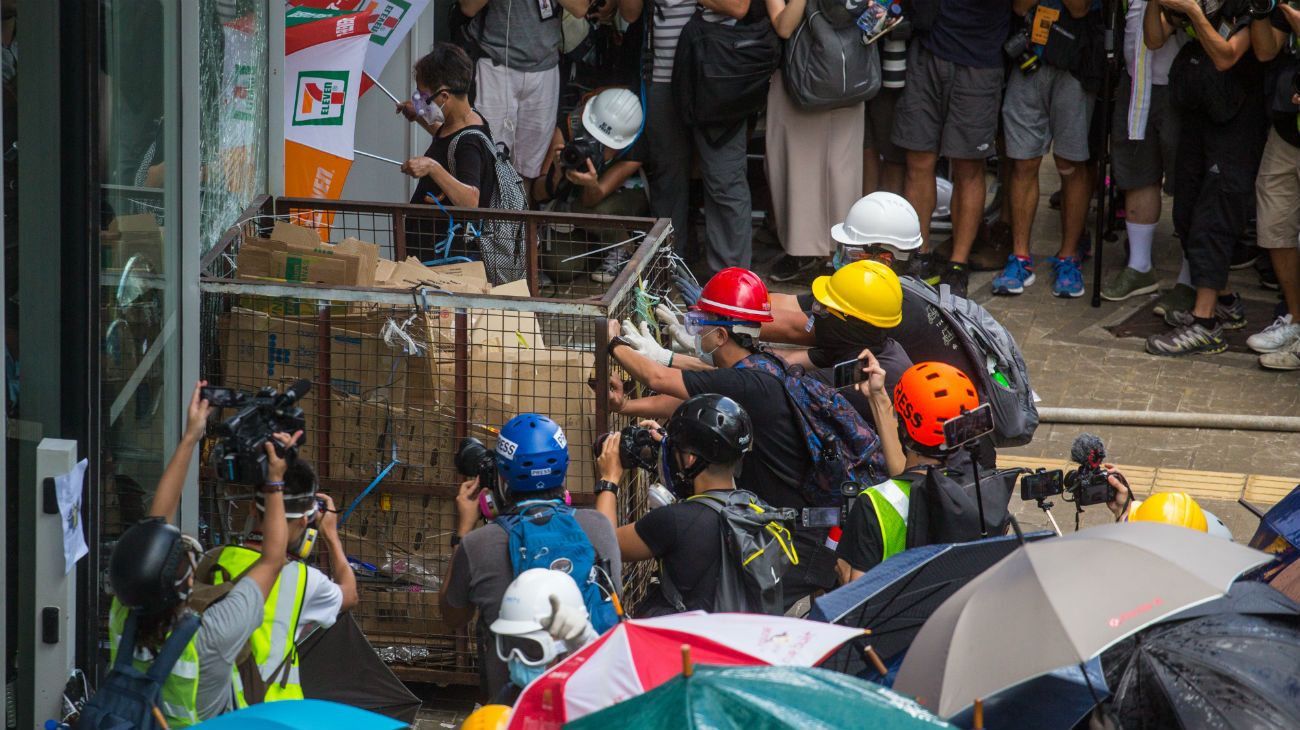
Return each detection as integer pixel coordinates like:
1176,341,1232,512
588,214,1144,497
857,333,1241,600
1260,337,1300,371
590,247,630,284
1246,314,1300,354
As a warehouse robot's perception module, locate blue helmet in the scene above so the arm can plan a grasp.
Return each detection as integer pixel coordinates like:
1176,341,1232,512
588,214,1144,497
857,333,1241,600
495,413,569,493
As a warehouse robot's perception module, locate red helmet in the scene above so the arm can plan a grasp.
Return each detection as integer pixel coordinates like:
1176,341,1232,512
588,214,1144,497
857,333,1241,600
695,268,774,323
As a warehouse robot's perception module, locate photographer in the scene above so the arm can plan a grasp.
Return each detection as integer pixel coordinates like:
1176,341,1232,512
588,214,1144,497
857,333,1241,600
96,382,296,725
532,87,649,282
1144,0,1268,357
441,413,621,701
1246,2,1300,370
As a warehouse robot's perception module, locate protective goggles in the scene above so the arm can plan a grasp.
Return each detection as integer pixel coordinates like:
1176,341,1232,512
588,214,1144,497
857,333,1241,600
495,630,567,667
833,244,900,271
808,300,848,321
683,310,751,336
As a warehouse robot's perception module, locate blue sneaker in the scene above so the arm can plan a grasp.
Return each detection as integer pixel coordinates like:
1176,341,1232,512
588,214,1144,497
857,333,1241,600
991,255,1035,295
1052,256,1085,298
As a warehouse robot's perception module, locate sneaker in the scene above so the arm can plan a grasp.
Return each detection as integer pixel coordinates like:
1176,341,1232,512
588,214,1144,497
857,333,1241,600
991,255,1036,295
769,255,821,283
1152,283,1195,317
1101,267,1159,302
590,247,630,284
910,252,944,285
1051,256,1085,298
1164,297,1247,330
1246,314,1300,353
1146,321,1227,357
939,261,970,298
1260,338,1300,370
1230,244,1259,271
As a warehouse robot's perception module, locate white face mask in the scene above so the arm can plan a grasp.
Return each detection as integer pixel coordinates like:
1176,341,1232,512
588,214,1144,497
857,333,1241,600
694,328,721,366
413,90,445,126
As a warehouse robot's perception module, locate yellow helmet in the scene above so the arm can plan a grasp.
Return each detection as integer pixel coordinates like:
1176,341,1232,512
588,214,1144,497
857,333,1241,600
1130,492,1208,532
810,260,903,328
460,705,511,730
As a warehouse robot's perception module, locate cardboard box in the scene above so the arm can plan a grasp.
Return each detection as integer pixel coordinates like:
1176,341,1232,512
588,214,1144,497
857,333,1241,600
375,258,489,294
355,588,449,640
328,395,456,485
237,237,360,286
468,346,597,429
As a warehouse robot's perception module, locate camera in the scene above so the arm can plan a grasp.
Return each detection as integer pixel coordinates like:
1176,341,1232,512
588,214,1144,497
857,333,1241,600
559,135,603,172
455,437,499,493
1064,433,1116,507
208,380,311,487
1020,468,1064,502
1003,28,1040,74
593,424,662,471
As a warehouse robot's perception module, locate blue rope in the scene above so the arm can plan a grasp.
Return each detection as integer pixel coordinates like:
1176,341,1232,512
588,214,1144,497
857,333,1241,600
338,432,401,526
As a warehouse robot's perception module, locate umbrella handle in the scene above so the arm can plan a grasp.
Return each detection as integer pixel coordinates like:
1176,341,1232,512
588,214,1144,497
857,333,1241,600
973,699,984,729
681,645,694,678
863,645,888,677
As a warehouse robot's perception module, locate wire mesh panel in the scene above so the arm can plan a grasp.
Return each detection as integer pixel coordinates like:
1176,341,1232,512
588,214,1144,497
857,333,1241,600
198,198,678,684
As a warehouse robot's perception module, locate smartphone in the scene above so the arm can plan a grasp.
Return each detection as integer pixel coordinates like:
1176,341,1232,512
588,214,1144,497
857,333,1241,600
801,506,841,528
200,386,245,408
831,357,870,390
1020,469,1065,501
942,402,994,450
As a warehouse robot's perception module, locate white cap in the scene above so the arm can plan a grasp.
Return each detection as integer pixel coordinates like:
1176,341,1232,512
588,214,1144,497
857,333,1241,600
831,192,924,251
581,88,643,150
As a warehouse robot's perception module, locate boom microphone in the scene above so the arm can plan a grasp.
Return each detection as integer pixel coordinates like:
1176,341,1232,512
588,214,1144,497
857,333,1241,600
281,379,312,404
1069,433,1106,469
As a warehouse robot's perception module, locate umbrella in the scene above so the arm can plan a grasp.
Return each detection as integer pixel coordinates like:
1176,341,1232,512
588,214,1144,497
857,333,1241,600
1103,613,1300,729
565,664,956,730
1160,579,1300,623
1248,483,1300,552
893,522,1271,718
192,699,407,730
811,532,1052,674
948,658,1107,730
298,613,422,723
506,611,864,729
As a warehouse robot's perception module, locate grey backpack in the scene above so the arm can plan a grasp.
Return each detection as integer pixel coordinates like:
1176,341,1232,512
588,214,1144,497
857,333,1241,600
782,0,881,111
899,277,1039,448
447,128,527,285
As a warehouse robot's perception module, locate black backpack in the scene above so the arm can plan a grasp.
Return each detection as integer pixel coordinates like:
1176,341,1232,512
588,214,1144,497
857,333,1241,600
660,490,799,615
782,0,882,111
78,611,201,730
670,10,780,146
903,453,1018,548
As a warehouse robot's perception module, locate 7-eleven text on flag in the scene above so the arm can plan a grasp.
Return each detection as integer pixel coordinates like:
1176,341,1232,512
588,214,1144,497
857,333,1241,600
368,0,411,46
294,71,349,126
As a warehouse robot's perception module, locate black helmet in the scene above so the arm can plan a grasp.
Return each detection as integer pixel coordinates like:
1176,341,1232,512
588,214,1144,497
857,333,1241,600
109,518,201,616
663,394,752,494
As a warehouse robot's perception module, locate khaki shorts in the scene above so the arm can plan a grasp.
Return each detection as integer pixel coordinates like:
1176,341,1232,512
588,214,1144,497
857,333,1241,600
1255,127,1300,250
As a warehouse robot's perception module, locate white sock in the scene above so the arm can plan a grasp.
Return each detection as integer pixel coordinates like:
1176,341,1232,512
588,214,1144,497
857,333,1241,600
1177,258,1191,287
1125,222,1156,273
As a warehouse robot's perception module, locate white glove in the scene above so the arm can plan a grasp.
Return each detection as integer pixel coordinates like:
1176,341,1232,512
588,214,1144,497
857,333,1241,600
543,594,599,646
621,319,674,367
655,304,694,354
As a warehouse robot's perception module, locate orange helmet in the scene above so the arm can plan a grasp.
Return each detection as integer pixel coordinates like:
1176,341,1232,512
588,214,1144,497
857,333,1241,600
893,362,980,448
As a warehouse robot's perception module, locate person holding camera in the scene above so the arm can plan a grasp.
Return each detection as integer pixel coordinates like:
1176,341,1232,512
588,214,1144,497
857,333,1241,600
992,0,1100,299
532,87,649,282
1144,0,1268,356
93,383,296,726
1246,1,1300,370
441,413,621,701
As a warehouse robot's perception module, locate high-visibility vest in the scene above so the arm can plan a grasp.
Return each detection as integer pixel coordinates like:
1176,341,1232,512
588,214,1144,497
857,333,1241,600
107,599,202,727
214,545,308,705
863,479,912,563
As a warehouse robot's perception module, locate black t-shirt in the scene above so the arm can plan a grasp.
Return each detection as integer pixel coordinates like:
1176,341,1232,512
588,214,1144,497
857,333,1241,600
410,122,498,208
1267,12,1300,148
633,500,724,615
922,0,1011,69
836,470,922,574
681,365,811,508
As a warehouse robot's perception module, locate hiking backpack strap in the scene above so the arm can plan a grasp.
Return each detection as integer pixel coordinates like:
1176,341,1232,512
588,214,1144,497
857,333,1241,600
145,613,201,684
656,494,728,613
113,610,141,672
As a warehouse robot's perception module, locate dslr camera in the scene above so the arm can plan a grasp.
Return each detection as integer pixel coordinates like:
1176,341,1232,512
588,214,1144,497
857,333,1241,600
204,380,311,487
1018,433,1120,508
593,424,662,471
1003,27,1040,74
559,136,603,172
455,437,499,493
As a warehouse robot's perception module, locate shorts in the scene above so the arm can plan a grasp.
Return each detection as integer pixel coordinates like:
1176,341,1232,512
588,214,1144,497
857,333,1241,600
1002,64,1095,162
864,87,905,164
1111,73,1179,193
1256,127,1300,250
474,59,560,178
891,44,1003,160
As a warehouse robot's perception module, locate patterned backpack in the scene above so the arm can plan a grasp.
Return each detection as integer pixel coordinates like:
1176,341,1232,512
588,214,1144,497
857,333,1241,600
734,351,887,506
447,127,527,285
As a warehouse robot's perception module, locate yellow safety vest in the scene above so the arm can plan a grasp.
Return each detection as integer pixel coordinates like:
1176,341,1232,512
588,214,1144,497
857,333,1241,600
862,479,912,563
214,545,308,705
107,598,202,728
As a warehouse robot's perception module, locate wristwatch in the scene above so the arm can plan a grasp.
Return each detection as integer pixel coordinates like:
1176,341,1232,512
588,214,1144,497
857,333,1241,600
450,533,462,548
595,479,620,496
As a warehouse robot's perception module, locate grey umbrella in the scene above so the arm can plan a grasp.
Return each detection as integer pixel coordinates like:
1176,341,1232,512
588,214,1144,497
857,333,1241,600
892,522,1271,718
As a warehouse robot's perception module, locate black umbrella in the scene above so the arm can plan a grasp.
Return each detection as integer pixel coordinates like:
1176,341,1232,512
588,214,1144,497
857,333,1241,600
1103,611,1300,729
298,613,423,724
810,532,1052,676
1162,580,1300,623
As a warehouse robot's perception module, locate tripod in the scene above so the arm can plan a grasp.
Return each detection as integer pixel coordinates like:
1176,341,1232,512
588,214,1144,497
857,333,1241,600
1090,0,1124,308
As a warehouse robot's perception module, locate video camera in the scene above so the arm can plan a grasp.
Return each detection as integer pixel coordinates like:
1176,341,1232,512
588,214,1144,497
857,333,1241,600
204,380,310,487
559,136,603,173
593,424,662,471
1018,433,1118,508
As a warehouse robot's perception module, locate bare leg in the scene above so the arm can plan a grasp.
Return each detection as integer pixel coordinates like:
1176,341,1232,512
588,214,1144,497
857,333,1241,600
1056,154,1092,260
905,149,939,251
1008,156,1042,259
1271,247,1300,320
949,158,988,265
879,161,905,195
1124,185,1161,225
863,148,880,196
1192,287,1218,320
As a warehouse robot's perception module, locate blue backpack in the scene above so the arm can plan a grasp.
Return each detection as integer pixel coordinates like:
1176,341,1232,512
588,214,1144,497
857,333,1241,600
496,502,620,633
735,351,887,506
78,611,201,730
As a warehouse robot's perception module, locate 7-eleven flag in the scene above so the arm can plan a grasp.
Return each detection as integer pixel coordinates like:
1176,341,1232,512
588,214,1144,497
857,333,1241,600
358,0,430,95
283,6,370,208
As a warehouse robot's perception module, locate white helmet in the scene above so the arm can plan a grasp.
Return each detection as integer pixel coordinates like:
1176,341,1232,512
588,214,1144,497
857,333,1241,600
831,192,924,251
491,569,586,667
581,88,643,150
1202,509,1234,541
931,177,954,232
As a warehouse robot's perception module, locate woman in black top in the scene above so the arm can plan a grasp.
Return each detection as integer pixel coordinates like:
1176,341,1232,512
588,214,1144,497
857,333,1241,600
399,43,497,209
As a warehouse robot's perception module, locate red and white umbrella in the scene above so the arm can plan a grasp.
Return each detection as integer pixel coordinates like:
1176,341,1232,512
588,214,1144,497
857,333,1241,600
507,612,865,729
